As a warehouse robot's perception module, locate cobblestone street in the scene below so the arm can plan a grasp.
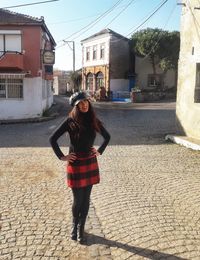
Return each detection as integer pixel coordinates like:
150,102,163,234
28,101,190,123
1,97,200,260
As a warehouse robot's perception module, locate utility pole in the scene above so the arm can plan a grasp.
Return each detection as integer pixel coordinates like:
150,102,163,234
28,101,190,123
63,40,75,72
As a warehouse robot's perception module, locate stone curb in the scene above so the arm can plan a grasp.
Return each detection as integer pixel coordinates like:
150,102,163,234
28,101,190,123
165,134,200,151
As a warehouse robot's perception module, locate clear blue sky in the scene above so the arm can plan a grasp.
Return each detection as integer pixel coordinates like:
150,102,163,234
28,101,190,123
0,0,182,70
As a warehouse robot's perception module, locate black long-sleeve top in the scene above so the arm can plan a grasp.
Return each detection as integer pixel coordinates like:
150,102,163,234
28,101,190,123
49,117,110,160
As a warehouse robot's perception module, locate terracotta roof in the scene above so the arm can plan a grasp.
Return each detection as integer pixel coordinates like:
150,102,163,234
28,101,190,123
0,8,56,46
0,8,43,24
81,28,129,42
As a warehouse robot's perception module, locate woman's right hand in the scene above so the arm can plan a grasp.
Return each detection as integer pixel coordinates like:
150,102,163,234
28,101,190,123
61,153,77,163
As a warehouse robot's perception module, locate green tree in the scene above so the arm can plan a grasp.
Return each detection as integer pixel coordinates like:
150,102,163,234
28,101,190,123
131,28,180,89
158,31,180,72
70,70,82,92
131,28,166,76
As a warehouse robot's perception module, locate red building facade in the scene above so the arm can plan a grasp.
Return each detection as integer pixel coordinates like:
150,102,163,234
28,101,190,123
0,9,56,120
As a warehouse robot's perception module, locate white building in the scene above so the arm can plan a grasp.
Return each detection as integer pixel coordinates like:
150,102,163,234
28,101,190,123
81,28,134,99
176,0,200,139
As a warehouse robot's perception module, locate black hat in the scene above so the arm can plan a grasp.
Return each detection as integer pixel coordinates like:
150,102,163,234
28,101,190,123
69,91,89,107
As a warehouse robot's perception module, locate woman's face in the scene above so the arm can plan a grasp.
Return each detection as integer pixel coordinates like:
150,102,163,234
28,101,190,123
77,99,89,113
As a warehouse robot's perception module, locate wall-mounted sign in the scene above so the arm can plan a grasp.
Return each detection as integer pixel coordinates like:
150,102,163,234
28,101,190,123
43,51,55,64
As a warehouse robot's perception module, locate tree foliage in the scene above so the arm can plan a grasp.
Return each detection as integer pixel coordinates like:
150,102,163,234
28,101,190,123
70,70,82,92
158,31,180,72
131,28,180,76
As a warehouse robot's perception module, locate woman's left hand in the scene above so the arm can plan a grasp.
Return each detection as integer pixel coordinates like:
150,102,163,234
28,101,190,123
92,148,100,156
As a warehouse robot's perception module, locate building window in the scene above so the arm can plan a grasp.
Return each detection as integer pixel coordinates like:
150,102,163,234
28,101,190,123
0,31,22,53
0,78,23,99
93,45,97,60
148,74,162,88
86,73,93,91
100,44,105,59
0,82,6,98
96,72,104,90
195,63,200,103
86,47,90,61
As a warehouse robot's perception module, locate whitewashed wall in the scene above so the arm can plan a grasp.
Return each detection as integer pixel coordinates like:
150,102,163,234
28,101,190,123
82,34,110,67
176,0,200,139
53,76,59,95
42,80,53,110
135,57,176,89
110,79,129,97
0,77,53,120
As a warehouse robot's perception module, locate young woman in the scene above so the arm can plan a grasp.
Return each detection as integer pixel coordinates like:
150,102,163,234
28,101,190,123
49,91,110,243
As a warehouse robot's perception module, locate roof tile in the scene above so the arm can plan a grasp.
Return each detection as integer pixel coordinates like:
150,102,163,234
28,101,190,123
0,8,43,24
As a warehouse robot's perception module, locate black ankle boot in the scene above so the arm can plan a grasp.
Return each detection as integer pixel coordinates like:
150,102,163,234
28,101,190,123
77,218,86,243
71,217,79,240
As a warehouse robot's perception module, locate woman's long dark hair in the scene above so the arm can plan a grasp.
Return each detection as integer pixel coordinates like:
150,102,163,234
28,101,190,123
68,100,102,134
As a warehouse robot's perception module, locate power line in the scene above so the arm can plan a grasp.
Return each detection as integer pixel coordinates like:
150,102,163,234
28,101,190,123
126,0,169,37
141,2,178,61
48,13,104,25
67,0,125,41
48,4,129,25
56,0,125,44
125,0,169,36
56,42,66,50
109,0,170,44
70,0,125,41
55,0,176,69
104,0,136,28
56,0,170,49
56,0,174,58
1,0,59,9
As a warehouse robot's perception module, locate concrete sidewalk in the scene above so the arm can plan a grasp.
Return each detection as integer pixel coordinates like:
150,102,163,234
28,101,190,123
165,134,200,151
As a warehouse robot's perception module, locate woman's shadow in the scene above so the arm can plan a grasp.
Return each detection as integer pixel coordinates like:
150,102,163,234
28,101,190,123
83,233,187,260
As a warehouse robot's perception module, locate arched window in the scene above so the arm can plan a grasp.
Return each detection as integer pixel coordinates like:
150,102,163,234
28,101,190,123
86,73,93,91
96,72,104,90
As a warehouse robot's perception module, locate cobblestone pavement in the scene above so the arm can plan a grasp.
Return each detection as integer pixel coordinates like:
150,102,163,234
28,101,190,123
1,97,200,259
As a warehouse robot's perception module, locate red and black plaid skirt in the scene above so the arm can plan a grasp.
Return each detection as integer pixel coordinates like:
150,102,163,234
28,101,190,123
65,152,100,188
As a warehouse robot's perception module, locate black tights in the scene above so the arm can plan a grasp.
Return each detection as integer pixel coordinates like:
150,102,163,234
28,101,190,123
71,185,93,219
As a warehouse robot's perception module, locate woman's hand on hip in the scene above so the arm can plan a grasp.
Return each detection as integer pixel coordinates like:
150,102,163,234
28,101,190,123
92,148,100,157
61,153,77,163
